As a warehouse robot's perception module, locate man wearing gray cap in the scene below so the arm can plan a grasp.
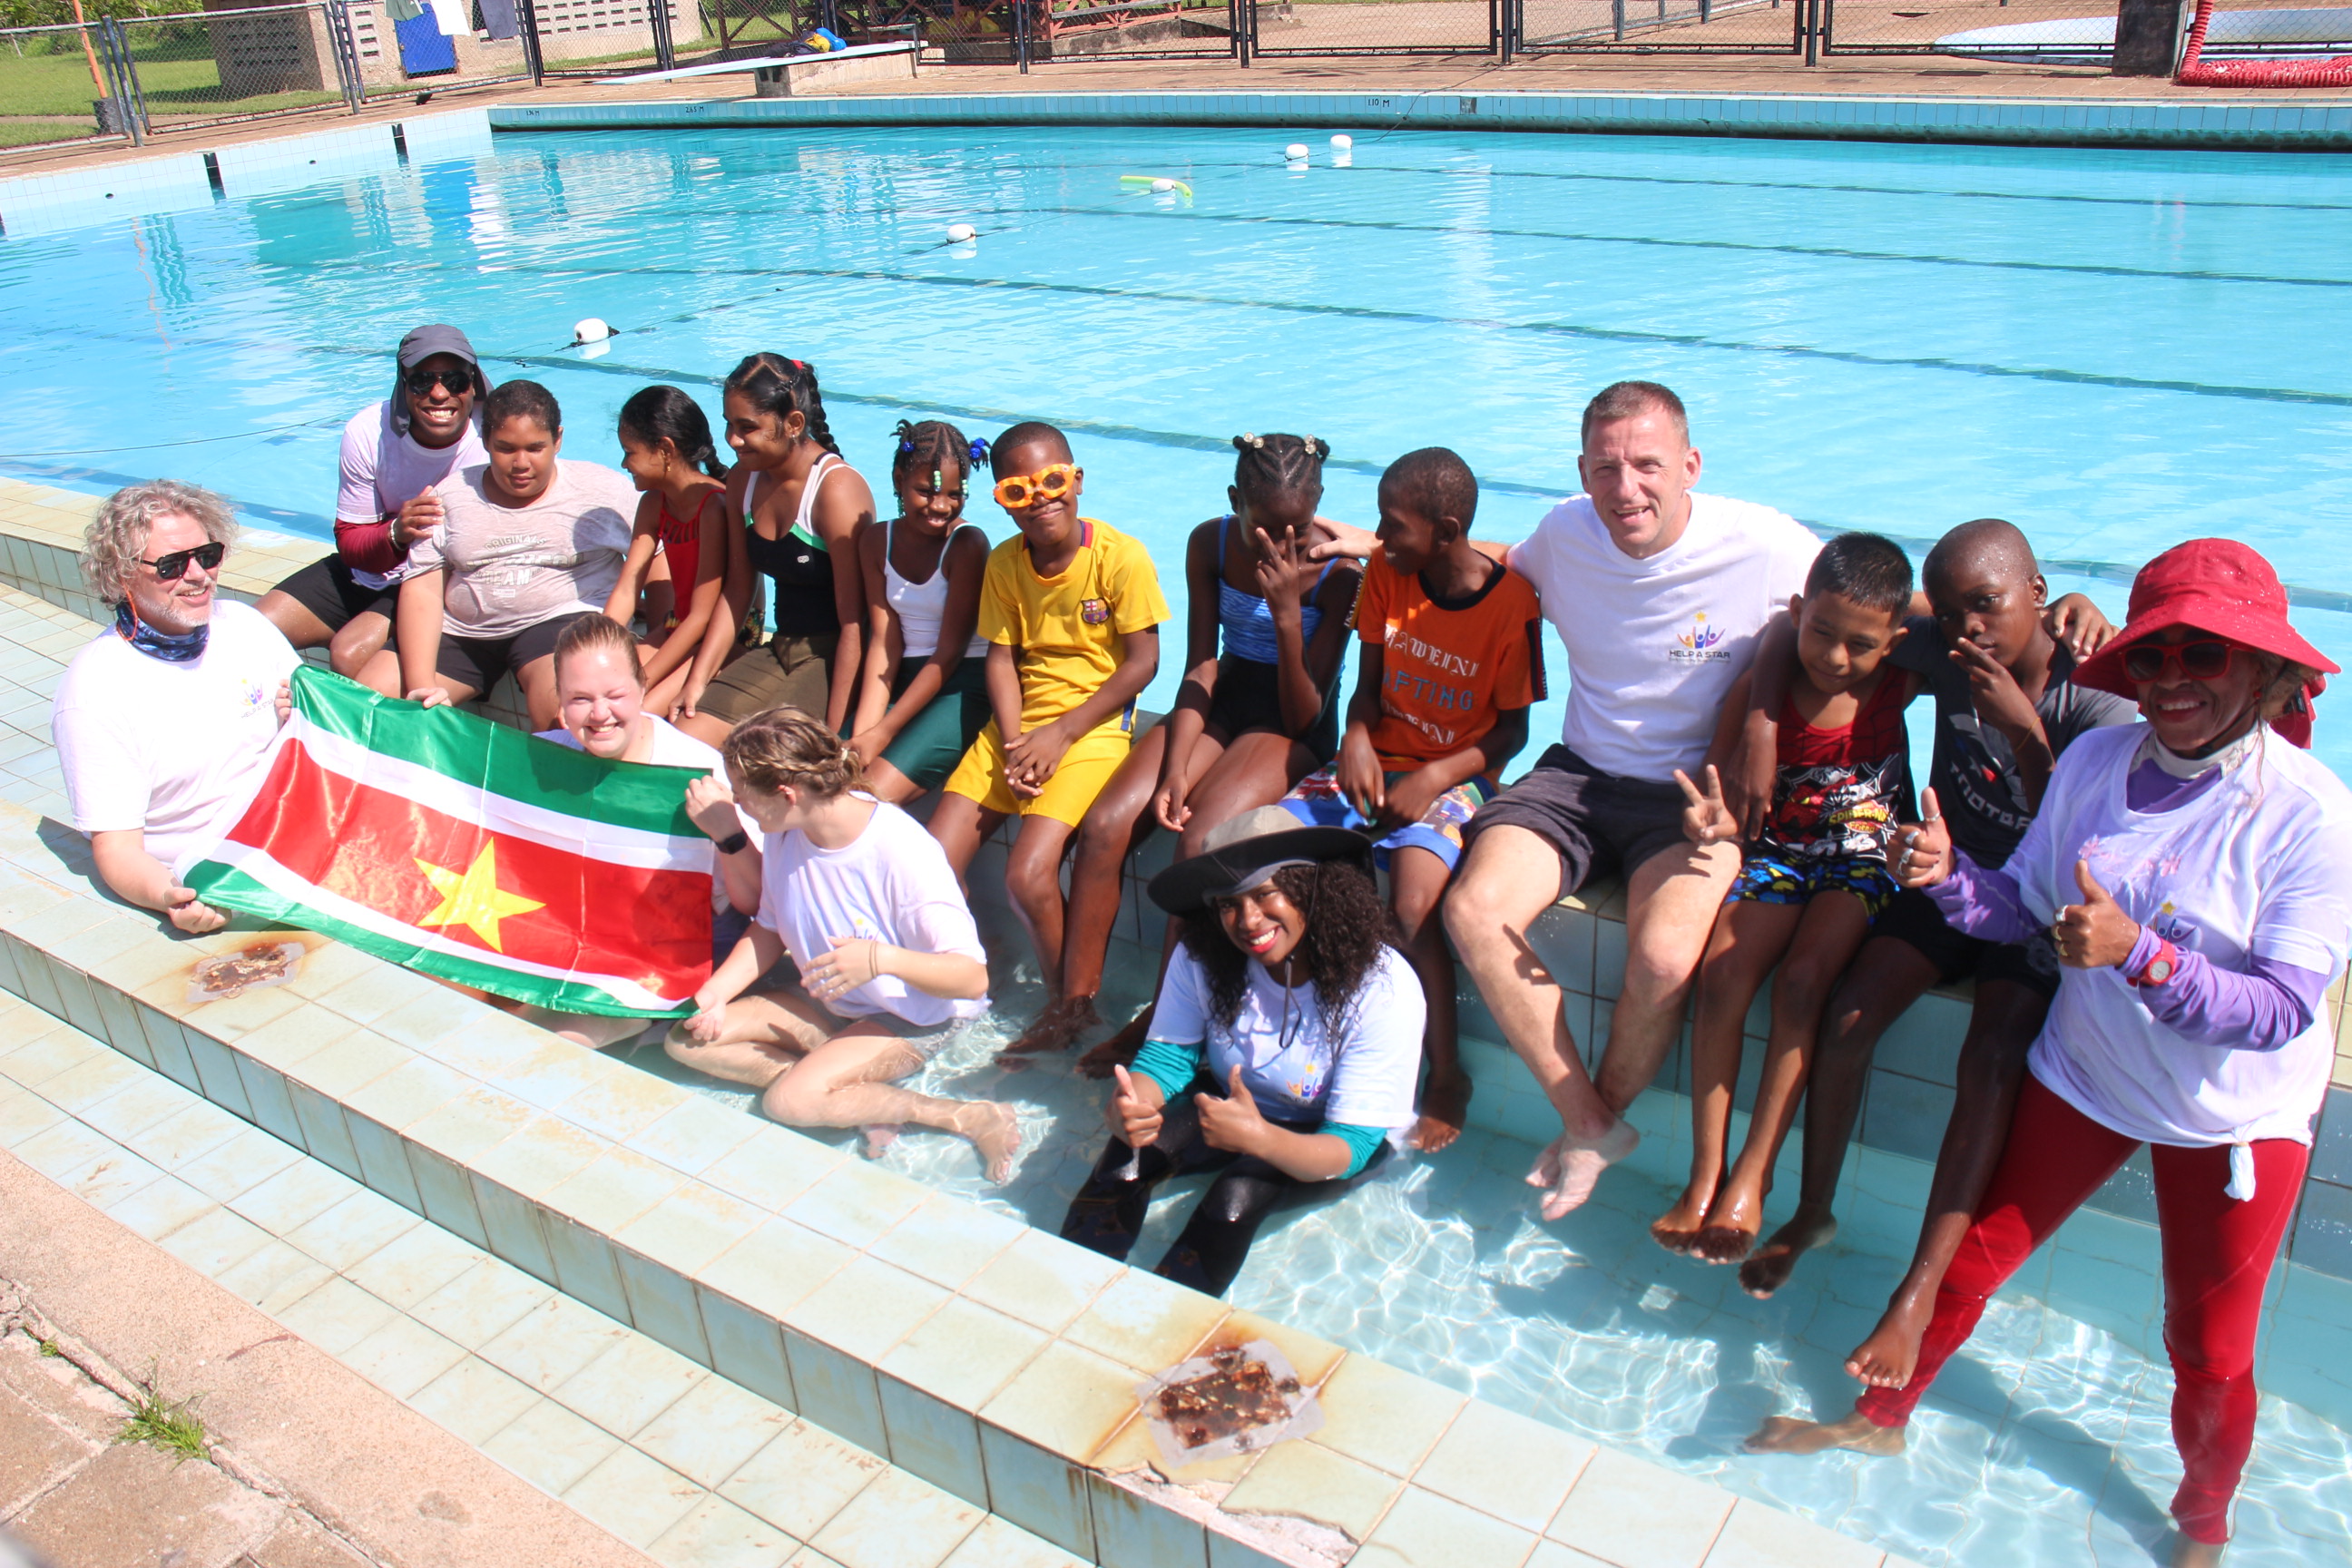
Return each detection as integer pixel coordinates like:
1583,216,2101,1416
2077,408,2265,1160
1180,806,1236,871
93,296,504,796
257,325,490,682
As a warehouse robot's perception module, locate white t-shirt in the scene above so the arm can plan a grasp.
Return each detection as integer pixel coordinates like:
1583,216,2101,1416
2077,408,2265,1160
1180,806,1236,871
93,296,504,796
1149,944,1424,1135
336,399,489,590
756,799,987,1028
408,459,637,640
51,602,299,875
534,717,759,911
2009,724,2352,1148
1506,493,1820,781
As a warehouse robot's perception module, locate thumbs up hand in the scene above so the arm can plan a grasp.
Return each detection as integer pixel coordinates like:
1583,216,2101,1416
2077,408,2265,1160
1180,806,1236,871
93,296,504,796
1108,1063,1164,1149
1891,788,1953,889
1197,1065,1269,1156
2053,858,2141,969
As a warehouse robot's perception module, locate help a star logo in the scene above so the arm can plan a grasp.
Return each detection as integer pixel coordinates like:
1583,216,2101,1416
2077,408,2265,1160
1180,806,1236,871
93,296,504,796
1669,612,1730,662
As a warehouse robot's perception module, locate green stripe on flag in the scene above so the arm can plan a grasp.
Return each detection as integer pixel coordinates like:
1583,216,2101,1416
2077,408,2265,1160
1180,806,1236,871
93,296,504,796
290,667,704,838
191,864,691,1020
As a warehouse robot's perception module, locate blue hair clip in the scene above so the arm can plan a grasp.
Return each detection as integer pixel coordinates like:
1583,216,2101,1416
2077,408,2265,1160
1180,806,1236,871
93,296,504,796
899,437,916,453
969,437,990,465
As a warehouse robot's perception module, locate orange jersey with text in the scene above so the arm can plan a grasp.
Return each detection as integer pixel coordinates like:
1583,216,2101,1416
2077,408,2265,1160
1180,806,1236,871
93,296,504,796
1353,549,1545,769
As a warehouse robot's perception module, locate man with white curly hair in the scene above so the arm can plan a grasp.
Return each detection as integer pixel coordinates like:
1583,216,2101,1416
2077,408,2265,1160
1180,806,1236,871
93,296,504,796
50,479,297,933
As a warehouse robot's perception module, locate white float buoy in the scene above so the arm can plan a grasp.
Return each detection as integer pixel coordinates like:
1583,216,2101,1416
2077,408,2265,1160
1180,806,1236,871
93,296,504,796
1151,178,1175,192
946,222,976,243
1330,133,1353,149
1284,142,1309,160
573,317,612,345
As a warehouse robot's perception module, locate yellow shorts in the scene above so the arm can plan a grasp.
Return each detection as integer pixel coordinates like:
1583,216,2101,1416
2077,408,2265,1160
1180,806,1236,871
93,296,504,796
943,719,1132,827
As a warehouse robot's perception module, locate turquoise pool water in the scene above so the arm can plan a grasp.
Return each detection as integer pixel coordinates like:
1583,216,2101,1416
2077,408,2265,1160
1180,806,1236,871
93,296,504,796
6,122,2352,1564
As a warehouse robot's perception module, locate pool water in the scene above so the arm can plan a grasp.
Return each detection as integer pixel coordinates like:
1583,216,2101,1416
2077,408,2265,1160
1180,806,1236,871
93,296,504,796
6,121,2352,1564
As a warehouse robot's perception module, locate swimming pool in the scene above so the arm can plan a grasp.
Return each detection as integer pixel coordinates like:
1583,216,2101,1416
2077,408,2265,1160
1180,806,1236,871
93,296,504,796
5,119,2352,1565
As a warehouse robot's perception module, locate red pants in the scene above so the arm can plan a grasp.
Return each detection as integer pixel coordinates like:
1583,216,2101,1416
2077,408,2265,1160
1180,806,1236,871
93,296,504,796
1855,1075,2306,1545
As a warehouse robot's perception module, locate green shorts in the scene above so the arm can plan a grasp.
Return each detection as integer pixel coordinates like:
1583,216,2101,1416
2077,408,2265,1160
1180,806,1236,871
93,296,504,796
877,660,993,791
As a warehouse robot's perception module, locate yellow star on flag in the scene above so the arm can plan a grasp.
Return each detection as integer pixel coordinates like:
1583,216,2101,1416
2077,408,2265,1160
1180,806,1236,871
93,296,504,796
414,842,544,953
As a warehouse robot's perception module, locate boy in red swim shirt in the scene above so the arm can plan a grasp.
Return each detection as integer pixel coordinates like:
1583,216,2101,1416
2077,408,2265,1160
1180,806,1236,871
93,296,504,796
1661,532,1919,1268
1281,446,1543,1152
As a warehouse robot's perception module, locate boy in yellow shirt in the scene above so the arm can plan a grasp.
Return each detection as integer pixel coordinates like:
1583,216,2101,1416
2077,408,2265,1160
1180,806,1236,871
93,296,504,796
930,422,1171,1039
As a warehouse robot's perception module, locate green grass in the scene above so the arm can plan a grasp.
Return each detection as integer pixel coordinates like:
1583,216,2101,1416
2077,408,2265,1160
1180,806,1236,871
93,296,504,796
0,27,342,120
36,1338,60,1357
117,1380,208,1464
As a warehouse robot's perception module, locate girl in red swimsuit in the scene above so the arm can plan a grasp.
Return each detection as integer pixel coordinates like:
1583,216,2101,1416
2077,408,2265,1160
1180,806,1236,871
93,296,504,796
603,385,730,719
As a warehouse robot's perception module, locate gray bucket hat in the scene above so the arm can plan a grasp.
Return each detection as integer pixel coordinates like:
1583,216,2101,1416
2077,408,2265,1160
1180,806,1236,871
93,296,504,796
1146,805,1371,915
389,324,488,435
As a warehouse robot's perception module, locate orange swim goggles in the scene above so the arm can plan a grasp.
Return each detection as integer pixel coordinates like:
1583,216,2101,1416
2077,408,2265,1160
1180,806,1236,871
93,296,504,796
993,463,1078,511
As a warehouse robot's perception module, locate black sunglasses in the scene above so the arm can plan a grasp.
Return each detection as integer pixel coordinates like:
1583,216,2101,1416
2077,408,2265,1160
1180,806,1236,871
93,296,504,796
140,540,226,581
2122,639,2235,683
405,368,475,397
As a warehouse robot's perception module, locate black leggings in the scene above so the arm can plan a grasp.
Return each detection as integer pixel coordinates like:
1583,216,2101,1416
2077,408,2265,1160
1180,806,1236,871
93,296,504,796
1060,1079,1387,1298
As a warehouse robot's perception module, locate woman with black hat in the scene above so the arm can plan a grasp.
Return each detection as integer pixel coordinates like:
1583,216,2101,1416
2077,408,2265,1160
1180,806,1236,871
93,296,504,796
1747,539,2352,1567
258,324,491,682
1060,806,1425,1297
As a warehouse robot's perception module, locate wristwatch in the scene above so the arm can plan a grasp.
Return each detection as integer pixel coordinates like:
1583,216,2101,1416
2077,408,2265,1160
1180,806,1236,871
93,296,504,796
712,830,750,857
2127,936,2178,987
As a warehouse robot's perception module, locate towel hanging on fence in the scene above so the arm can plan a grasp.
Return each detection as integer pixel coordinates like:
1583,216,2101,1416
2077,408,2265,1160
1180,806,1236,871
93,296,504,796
427,0,470,34
384,0,424,22
479,0,518,40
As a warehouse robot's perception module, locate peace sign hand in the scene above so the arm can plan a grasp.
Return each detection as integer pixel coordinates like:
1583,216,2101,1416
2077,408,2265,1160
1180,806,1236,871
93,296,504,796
2053,859,2140,969
1673,766,1740,848
1890,787,1952,889
1196,1065,1269,1156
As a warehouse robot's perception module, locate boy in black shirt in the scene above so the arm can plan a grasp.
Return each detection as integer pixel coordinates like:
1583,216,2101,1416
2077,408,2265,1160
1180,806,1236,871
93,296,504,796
1737,521,2134,1386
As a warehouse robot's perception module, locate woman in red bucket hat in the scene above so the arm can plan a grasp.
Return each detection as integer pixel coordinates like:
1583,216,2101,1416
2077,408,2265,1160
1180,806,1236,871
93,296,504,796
1747,539,2350,1564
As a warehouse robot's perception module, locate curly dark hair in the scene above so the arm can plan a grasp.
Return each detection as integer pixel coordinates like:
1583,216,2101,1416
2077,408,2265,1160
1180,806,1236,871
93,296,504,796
1177,860,1399,1036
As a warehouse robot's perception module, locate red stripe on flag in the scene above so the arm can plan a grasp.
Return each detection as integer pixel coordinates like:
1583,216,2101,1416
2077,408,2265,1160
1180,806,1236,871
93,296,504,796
221,738,711,1001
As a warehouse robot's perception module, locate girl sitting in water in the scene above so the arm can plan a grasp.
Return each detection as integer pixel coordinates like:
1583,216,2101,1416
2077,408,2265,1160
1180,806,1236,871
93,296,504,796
1015,434,1360,1066
677,354,876,742
601,386,730,720
670,705,1023,1182
847,419,995,803
1061,806,1423,1297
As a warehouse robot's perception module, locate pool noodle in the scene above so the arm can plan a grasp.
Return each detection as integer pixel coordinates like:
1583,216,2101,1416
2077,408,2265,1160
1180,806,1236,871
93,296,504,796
1120,174,1193,197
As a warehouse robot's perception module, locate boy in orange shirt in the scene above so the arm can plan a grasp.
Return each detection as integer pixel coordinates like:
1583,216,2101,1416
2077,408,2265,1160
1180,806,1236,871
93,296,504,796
1279,446,1543,1150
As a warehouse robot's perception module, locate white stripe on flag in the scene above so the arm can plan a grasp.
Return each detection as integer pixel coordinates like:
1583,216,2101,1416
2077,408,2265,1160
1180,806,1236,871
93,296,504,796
203,838,686,1012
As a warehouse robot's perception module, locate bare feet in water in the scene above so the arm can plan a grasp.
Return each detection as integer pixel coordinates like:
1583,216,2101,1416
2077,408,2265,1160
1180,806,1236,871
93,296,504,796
999,995,1102,1060
1739,1202,1838,1298
953,1101,1023,1184
1074,1005,1151,1080
1690,1176,1768,1264
859,1123,902,1160
1527,1120,1640,1221
1845,1283,1936,1388
2170,1534,2226,1567
1650,1183,1713,1255
1744,1410,1906,1457
1409,1066,1474,1152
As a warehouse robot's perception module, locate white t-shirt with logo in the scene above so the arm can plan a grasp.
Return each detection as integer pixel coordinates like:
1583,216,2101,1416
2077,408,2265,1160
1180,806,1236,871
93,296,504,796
1505,493,1820,782
1149,943,1424,1137
408,460,637,641
2004,724,2352,1149
51,602,299,874
534,717,759,911
756,799,987,1028
336,399,489,591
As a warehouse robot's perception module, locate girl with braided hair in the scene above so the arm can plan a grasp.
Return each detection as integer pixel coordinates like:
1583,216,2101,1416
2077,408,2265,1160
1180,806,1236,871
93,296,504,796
602,386,731,718
848,419,996,802
670,705,1024,1182
1007,434,1359,1069
677,354,877,742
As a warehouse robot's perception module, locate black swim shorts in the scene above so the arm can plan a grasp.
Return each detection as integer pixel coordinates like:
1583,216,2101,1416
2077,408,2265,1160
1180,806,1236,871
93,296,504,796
270,554,397,634
433,615,575,695
1873,887,2061,999
1465,743,1691,901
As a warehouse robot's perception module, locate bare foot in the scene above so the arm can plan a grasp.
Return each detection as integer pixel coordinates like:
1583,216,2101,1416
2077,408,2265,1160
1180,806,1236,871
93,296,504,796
955,1101,1023,1184
1744,1410,1906,1456
1075,1005,1152,1080
999,995,1102,1059
859,1123,902,1159
1534,1120,1640,1221
1650,1184,1714,1256
2170,1534,2226,1568
1409,1067,1473,1152
1845,1285,1936,1389
1739,1202,1838,1298
1691,1178,1769,1264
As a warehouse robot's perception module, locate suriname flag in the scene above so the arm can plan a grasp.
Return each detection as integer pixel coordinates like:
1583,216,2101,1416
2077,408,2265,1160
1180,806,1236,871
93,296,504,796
181,666,716,1017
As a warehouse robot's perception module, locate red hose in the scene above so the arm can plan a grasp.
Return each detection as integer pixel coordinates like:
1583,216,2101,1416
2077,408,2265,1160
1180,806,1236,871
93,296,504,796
2174,0,2352,84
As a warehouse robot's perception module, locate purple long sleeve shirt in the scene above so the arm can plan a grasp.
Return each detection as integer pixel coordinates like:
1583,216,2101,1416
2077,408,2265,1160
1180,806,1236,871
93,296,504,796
1927,760,2331,1052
